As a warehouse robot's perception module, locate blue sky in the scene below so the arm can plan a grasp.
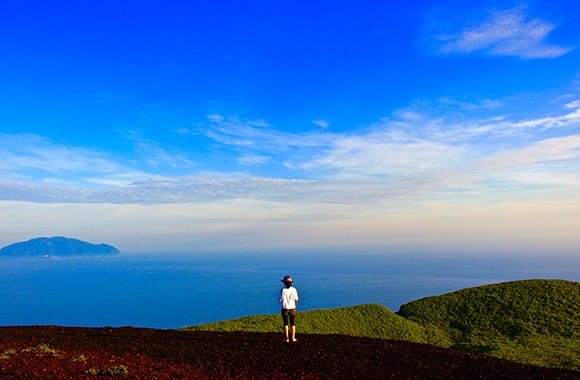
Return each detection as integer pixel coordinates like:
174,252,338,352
1,1,579,255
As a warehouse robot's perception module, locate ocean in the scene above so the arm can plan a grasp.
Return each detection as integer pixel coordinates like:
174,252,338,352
0,252,578,329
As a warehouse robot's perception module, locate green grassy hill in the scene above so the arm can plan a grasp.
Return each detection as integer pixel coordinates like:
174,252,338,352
184,304,450,345
183,279,579,371
397,279,579,370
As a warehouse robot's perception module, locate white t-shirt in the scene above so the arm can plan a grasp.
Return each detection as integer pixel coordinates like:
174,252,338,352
279,286,298,309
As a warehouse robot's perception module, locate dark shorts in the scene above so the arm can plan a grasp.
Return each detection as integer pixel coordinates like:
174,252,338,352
281,308,296,326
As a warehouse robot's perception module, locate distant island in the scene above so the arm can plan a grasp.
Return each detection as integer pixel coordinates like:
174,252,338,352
0,236,120,257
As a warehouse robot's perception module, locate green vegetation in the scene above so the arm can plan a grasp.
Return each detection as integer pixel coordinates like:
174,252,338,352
398,279,579,370
87,365,129,376
0,344,60,360
72,354,87,362
22,343,60,357
184,279,579,371
185,304,451,345
0,349,17,359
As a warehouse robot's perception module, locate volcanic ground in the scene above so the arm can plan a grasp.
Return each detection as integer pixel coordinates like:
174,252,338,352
0,326,577,379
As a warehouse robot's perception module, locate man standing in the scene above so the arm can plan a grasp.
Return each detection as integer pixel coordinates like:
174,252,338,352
279,275,299,343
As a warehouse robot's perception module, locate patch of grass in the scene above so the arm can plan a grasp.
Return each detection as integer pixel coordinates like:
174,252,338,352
87,365,129,376
72,354,87,362
0,349,17,359
108,365,129,375
22,343,59,357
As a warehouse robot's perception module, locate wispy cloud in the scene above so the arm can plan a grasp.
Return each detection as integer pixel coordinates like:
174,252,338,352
2,96,579,206
300,132,466,177
0,134,146,187
438,6,572,59
237,153,271,166
312,119,330,129
474,135,580,169
124,131,197,170
202,114,329,151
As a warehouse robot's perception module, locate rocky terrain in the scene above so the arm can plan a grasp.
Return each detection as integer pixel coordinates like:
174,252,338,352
0,326,577,379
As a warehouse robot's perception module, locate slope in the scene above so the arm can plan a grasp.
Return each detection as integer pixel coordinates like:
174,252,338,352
184,304,450,345
397,279,579,370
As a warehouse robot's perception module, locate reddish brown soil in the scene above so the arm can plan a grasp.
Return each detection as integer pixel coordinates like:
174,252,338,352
0,326,577,379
